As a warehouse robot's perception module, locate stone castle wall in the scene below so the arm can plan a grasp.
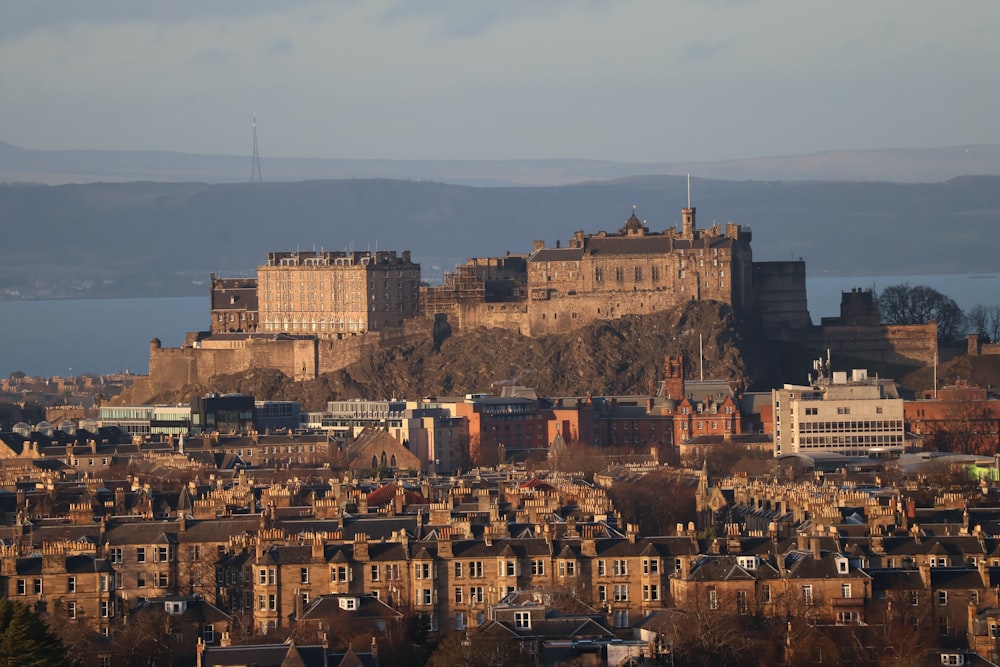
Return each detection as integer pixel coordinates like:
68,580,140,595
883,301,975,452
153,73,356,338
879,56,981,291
798,321,938,367
752,261,812,336
143,320,433,400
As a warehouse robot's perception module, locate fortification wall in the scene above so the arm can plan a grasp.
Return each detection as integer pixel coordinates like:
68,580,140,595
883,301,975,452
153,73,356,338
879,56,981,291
466,302,529,333
525,290,693,336
752,261,812,335
798,322,938,367
146,321,434,399
968,335,1000,357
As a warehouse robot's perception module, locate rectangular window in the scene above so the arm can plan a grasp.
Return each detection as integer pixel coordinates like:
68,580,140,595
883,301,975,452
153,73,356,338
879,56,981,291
938,590,947,606
454,587,463,604
16,579,25,596
454,562,463,579
370,565,379,582
202,625,215,644
100,601,110,618
470,561,483,578
762,584,771,604
67,577,76,593
531,560,545,576
841,583,851,598
614,584,629,602
613,610,629,628
269,594,276,610
111,548,123,564
300,568,309,584
515,611,532,629
67,601,76,619
708,589,718,610
737,590,748,614
136,547,145,563
613,559,627,576
33,579,42,595
801,585,813,606
598,585,607,602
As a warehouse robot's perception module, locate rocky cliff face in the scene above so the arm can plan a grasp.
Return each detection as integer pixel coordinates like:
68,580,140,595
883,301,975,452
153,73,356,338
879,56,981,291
134,300,817,410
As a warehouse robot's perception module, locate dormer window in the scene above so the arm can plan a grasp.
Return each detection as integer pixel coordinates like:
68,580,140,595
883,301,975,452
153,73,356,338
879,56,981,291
165,601,187,615
515,611,532,629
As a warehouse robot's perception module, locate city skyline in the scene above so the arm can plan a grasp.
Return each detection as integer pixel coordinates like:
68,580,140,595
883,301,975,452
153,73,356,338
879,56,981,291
1,1,998,163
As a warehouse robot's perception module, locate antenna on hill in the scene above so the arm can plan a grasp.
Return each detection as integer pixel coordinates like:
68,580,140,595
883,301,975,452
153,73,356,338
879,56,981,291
250,113,263,183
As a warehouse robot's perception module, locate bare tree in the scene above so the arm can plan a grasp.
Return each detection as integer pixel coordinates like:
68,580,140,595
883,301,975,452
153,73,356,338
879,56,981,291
878,283,964,341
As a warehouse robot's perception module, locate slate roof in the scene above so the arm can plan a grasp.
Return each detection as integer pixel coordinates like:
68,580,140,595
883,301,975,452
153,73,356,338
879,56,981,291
200,642,330,667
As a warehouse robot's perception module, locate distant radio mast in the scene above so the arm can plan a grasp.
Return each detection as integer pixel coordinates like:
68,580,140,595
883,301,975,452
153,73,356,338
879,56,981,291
250,113,263,183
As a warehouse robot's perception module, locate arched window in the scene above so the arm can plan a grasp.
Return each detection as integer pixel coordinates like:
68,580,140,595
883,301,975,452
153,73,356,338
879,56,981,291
390,454,397,468
372,455,378,469
381,451,387,467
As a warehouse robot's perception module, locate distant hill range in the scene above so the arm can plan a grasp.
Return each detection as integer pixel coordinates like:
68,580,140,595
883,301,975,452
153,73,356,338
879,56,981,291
2,139,1000,186
1,140,999,300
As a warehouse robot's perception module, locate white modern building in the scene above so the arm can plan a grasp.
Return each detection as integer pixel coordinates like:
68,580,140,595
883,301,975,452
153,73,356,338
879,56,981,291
772,367,905,459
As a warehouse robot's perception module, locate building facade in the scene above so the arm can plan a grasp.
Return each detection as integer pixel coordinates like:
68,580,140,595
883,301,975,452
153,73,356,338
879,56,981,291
524,207,753,335
772,368,905,458
257,250,420,335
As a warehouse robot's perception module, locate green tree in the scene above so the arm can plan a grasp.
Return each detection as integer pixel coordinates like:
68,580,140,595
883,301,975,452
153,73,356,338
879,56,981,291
0,599,67,667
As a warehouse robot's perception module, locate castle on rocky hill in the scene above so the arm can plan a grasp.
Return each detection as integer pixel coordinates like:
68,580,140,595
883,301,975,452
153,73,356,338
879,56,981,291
131,199,934,398
210,201,810,338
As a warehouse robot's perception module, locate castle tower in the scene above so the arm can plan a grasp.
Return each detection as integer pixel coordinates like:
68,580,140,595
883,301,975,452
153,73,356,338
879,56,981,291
681,174,696,239
681,206,696,239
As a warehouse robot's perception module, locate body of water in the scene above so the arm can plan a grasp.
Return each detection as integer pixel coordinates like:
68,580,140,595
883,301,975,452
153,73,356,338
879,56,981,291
0,273,996,378
0,296,207,378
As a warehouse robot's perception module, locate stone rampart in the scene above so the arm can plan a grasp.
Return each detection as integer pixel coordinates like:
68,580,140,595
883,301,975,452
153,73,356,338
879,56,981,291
798,321,938,367
145,320,434,399
752,261,812,336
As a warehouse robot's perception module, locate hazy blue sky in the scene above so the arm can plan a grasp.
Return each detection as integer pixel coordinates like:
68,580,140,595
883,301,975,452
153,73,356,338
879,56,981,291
1,1,997,162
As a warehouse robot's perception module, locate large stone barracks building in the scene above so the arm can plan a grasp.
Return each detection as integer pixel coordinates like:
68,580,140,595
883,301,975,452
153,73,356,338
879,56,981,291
257,250,421,335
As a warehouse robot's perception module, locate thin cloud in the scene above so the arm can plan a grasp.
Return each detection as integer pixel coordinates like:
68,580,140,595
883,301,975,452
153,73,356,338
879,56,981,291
681,36,737,63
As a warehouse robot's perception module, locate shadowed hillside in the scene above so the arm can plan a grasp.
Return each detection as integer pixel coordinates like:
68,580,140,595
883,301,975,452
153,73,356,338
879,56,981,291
130,301,818,410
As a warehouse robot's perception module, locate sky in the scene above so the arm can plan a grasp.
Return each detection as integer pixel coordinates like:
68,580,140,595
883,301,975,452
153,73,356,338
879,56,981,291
1,1,998,163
